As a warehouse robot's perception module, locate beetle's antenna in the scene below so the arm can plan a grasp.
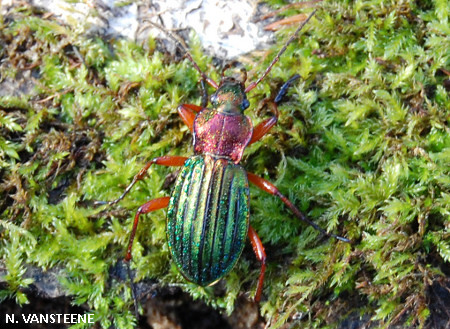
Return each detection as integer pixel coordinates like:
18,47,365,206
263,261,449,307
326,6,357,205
245,9,317,93
145,20,219,89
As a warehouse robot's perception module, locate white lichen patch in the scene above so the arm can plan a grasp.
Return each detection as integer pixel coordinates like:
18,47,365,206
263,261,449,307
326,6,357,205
18,0,273,58
140,0,272,58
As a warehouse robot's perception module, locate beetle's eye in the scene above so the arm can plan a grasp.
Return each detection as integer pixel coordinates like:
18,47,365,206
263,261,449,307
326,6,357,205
241,99,250,110
210,94,218,105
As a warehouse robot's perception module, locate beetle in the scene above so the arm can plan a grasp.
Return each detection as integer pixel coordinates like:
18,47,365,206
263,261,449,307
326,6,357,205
97,9,349,312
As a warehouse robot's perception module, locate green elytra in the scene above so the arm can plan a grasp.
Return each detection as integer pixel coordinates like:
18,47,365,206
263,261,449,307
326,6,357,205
167,155,250,286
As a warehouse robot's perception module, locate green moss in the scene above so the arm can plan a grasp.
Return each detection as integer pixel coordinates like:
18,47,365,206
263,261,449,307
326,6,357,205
1,1,448,328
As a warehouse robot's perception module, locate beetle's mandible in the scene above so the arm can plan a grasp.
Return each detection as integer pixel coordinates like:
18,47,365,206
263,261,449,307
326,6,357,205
97,9,350,315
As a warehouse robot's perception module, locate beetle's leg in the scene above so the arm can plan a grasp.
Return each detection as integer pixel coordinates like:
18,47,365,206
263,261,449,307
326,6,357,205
248,75,300,145
273,74,301,104
248,102,278,145
248,225,266,302
125,196,171,261
248,99,279,145
125,196,170,318
247,173,351,243
96,156,187,206
178,104,203,132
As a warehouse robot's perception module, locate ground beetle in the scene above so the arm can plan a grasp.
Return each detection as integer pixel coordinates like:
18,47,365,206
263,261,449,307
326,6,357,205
97,9,349,313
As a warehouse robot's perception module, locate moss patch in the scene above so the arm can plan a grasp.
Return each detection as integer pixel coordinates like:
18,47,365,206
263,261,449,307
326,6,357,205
1,1,449,328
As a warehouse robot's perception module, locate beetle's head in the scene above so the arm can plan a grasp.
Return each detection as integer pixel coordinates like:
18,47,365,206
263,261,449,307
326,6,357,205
210,77,249,114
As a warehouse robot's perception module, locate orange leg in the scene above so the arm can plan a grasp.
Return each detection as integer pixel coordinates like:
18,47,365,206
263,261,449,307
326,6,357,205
96,155,187,206
177,104,204,132
248,99,278,145
248,225,266,302
248,75,301,145
125,196,170,317
248,102,278,145
125,196,171,261
247,172,350,243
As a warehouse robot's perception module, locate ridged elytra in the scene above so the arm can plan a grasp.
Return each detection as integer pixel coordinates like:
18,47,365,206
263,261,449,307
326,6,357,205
167,155,250,287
